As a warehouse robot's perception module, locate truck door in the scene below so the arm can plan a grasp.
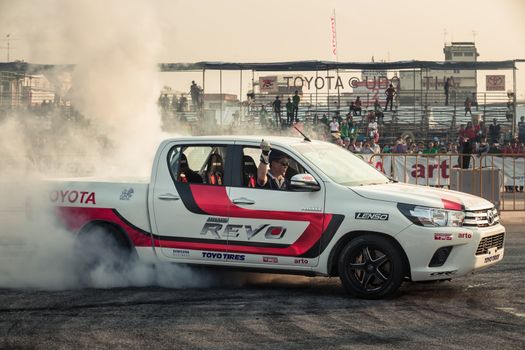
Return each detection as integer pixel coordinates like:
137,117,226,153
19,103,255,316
225,144,331,268
151,142,233,262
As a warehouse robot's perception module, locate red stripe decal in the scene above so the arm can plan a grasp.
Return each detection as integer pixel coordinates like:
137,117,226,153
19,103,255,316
186,185,330,256
56,207,152,247
441,198,464,211
56,185,337,257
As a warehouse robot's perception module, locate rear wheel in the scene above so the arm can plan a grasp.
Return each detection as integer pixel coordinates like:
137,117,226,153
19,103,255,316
74,224,133,286
338,234,404,299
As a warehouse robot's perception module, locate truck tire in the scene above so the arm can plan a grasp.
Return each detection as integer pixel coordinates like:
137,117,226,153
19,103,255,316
338,234,404,299
74,224,132,286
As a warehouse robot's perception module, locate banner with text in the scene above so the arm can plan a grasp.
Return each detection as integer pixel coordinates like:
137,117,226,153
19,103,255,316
364,155,525,187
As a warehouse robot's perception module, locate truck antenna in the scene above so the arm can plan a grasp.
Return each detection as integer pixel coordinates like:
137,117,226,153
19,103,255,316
293,125,311,142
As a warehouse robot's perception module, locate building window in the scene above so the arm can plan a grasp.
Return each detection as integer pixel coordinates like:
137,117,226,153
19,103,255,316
445,52,452,60
464,52,474,56
454,52,463,57
453,69,460,74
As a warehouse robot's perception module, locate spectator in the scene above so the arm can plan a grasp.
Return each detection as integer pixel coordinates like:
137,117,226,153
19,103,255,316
260,104,268,126
292,90,300,122
518,116,525,144
354,96,362,116
370,139,381,154
353,140,363,153
488,143,501,154
488,118,501,144
444,78,451,106
286,97,293,125
346,114,357,140
464,96,472,117
367,115,379,143
321,113,328,126
179,94,188,112
340,119,350,140
343,137,351,150
272,96,282,125
349,101,357,116
362,141,373,154
476,121,487,143
471,92,478,111
477,137,490,156
459,122,476,169
505,102,513,121
374,99,384,124
382,144,392,153
190,81,201,111
329,116,340,136
423,141,438,154
384,84,396,111
392,137,407,153
447,142,459,155
171,94,178,111
408,143,418,154
416,141,425,154
158,93,170,111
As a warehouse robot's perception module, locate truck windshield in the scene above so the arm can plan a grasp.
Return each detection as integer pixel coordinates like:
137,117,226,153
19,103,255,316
293,142,389,186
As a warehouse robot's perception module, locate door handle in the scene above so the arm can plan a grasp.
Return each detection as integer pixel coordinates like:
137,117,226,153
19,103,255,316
158,193,180,201
232,197,255,205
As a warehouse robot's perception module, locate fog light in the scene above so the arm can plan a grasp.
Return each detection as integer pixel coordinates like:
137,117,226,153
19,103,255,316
429,246,452,267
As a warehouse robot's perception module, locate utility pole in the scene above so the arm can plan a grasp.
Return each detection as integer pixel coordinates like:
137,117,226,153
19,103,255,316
1,34,18,62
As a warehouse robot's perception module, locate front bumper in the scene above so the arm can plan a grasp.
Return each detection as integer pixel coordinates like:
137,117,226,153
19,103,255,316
397,223,505,281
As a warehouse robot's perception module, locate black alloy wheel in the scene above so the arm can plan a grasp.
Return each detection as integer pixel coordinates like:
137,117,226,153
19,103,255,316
338,234,404,299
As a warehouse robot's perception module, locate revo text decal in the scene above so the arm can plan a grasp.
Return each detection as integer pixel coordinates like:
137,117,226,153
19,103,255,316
50,190,96,205
200,217,286,240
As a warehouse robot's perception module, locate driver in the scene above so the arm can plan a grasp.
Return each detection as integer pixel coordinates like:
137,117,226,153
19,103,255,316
257,139,290,190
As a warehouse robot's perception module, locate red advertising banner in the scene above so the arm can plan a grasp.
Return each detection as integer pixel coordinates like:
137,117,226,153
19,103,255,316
259,76,278,93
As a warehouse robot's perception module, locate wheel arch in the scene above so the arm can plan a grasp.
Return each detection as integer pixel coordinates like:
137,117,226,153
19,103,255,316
327,230,411,279
77,220,135,253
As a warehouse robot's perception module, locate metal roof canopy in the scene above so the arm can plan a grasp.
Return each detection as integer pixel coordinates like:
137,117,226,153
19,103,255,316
0,60,517,73
158,60,517,72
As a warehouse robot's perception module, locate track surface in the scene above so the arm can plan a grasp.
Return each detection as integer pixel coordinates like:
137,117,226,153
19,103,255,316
0,219,524,350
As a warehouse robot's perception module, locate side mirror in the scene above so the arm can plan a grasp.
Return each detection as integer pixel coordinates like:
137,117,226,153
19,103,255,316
290,173,320,192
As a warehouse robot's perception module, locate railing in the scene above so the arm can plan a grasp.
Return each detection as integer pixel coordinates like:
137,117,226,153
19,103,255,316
366,153,525,211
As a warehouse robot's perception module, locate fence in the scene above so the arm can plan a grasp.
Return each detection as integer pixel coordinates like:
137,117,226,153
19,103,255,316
366,153,525,211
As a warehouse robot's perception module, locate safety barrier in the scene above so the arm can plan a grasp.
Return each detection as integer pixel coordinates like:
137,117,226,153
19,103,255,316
367,153,525,211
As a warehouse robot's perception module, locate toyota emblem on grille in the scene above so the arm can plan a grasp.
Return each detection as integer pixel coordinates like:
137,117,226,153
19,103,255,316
487,210,494,225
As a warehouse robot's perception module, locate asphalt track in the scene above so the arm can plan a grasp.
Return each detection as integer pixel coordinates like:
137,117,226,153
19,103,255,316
0,215,524,350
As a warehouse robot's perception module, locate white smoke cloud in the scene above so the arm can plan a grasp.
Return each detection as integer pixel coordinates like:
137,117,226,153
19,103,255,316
0,0,225,291
0,0,317,292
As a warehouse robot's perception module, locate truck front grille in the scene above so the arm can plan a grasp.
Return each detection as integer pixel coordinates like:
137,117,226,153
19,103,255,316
463,208,499,227
475,233,505,255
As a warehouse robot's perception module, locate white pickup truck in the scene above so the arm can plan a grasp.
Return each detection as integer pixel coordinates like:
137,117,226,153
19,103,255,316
50,136,505,299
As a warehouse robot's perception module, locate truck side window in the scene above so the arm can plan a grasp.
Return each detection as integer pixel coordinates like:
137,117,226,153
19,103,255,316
167,145,228,185
241,147,306,190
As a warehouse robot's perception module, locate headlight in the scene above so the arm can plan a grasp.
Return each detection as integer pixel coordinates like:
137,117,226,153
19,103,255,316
397,203,465,227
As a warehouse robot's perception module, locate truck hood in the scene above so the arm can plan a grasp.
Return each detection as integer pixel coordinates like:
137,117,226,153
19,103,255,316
351,182,493,211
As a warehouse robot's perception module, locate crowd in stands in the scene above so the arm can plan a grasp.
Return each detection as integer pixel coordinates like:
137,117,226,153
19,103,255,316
324,111,525,158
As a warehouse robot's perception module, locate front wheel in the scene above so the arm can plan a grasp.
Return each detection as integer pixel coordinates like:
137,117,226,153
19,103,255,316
338,234,405,299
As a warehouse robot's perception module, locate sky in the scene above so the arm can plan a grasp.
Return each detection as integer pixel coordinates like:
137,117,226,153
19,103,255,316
0,0,524,97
